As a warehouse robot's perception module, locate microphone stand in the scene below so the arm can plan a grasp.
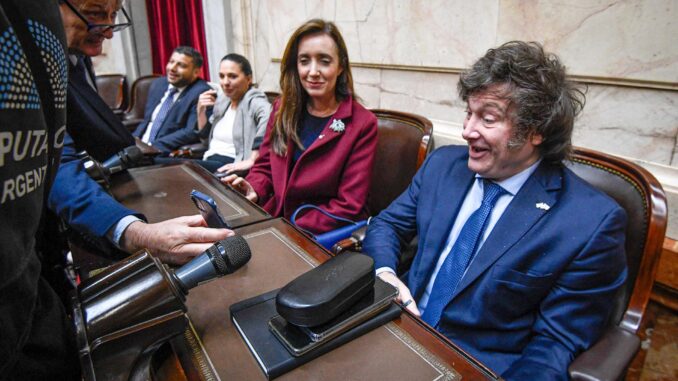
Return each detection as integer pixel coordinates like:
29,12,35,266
71,250,189,381
71,235,250,381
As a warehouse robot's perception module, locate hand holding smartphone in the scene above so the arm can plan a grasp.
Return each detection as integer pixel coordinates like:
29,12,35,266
197,89,218,118
190,189,231,228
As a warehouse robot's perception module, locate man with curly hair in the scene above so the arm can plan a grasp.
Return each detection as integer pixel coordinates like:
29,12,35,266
364,41,627,380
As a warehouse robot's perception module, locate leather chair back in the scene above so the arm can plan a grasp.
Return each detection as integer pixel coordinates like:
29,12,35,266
368,109,433,215
95,74,128,113
265,91,280,105
565,147,667,332
123,75,160,131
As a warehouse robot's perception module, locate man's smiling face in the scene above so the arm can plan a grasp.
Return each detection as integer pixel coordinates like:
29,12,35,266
461,84,543,181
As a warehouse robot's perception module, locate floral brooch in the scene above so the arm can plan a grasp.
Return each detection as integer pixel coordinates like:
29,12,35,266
329,119,345,133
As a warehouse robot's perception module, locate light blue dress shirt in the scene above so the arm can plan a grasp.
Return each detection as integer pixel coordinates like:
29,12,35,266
377,159,541,312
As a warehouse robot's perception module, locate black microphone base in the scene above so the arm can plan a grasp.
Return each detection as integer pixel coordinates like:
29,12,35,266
72,250,188,381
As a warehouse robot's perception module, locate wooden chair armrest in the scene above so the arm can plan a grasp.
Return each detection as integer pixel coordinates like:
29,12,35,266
169,143,207,159
330,226,369,255
569,326,640,381
331,237,359,255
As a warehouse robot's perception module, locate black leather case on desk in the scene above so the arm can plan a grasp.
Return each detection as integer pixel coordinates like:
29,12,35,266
275,252,376,327
231,288,401,380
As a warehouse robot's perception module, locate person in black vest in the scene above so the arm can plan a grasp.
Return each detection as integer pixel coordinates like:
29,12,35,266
0,0,79,378
133,46,211,153
49,0,232,265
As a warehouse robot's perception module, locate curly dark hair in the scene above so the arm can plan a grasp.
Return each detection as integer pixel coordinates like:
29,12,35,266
458,41,586,163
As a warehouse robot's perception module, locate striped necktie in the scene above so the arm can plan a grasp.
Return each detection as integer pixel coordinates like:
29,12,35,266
148,86,178,143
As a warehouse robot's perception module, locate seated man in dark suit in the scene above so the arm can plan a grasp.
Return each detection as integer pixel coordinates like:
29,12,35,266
363,41,627,380
49,0,231,265
133,46,210,153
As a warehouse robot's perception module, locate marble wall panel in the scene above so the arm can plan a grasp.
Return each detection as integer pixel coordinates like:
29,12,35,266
259,64,678,168
246,0,677,84
201,0,232,82
574,85,678,165
497,0,678,83
351,66,382,108
250,0,499,68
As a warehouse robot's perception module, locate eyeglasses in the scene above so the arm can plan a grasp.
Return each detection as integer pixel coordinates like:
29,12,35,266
62,0,132,34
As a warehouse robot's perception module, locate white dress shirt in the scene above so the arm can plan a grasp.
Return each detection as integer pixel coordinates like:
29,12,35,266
141,84,186,144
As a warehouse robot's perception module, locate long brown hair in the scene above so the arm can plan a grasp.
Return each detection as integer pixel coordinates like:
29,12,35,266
271,19,354,156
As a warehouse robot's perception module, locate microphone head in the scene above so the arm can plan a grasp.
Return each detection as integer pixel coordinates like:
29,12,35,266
121,146,144,167
207,235,251,276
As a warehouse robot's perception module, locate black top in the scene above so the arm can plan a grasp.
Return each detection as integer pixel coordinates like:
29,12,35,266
0,0,71,374
292,108,330,163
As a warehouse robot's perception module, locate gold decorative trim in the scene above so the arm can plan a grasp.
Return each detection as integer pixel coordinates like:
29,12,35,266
183,320,220,381
384,323,461,380
244,227,320,268
270,58,677,91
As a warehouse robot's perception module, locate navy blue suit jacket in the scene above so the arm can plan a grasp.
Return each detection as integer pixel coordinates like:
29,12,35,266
48,57,141,238
363,146,627,380
133,76,210,152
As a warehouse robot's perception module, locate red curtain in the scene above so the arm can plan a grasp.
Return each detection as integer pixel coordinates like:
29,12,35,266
145,0,210,80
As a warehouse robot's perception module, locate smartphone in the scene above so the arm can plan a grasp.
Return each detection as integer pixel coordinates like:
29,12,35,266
268,277,398,356
190,189,230,228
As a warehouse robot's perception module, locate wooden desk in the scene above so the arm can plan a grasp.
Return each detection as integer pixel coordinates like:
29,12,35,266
75,164,498,380
172,218,498,380
109,161,270,227
73,162,271,277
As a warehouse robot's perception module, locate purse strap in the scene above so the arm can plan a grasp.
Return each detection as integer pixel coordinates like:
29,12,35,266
291,204,360,236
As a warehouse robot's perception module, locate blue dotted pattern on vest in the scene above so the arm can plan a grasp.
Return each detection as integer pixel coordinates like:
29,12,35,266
27,19,67,109
0,26,41,110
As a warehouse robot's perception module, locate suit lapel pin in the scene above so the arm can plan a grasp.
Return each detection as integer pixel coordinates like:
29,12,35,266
329,119,345,133
318,134,324,139
536,202,550,211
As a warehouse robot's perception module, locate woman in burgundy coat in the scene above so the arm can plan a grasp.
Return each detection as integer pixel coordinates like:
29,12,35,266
223,19,377,235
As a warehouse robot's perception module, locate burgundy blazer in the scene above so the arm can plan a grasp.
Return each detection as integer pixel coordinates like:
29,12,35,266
247,96,378,235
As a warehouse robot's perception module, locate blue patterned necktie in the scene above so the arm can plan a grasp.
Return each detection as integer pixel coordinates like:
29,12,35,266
422,179,507,328
148,86,178,142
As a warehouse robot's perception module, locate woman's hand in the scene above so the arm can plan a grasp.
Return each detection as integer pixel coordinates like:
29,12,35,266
196,90,217,129
221,174,259,203
216,158,254,175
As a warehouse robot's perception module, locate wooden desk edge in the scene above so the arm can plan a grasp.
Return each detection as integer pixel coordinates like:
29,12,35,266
169,218,498,380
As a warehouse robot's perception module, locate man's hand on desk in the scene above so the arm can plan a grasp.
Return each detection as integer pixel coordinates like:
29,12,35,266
378,271,421,317
120,215,234,265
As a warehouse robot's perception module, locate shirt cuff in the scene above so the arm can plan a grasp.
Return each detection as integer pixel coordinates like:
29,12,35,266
108,215,144,248
376,267,396,276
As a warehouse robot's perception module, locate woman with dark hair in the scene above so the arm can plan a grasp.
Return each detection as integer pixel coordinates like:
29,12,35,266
195,53,271,174
223,19,378,235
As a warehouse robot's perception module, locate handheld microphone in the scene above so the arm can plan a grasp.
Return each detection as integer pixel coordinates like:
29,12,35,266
174,235,251,291
102,145,144,175
82,146,144,185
